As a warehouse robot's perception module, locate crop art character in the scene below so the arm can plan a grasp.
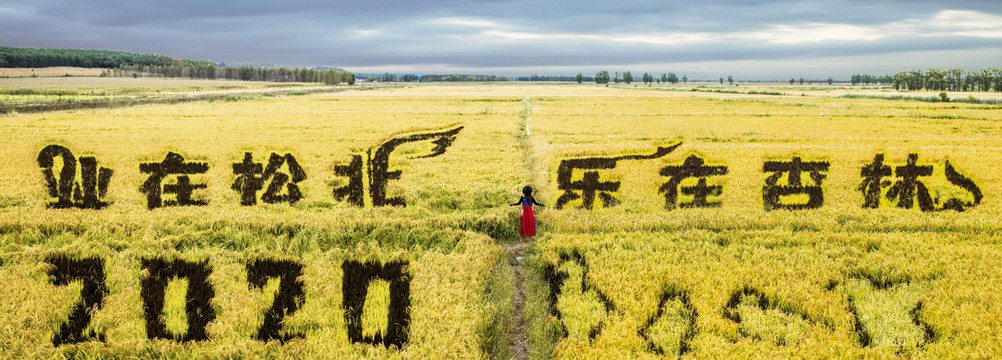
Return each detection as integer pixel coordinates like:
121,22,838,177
659,154,728,209
859,153,982,212
544,251,614,342
46,255,108,345
37,145,113,209
342,260,411,347
859,154,894,209
332,124,463,208
762,156,829,211
139,152,209,210
554,142,681,210
884,154,934,211
141,258,215,342
232,152,307,206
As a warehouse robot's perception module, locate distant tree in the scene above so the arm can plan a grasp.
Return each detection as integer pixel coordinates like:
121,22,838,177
137,53,173,67
799,77,804,85
947,68,963,91
827,76,833,85
400,74,419,82
892,71,907,90
989,67,997,92
878,74,894,86
719,77,723,84
789,78,795,84
976,67,993,92
667,72,678,84
614,72,622,84
576,72,583,84
682,75,687,83
926,68,946,91
660,73,668,83
851,74,888,86
727,75,734,84
595,70,610,84
906,69,924,90
624,71,633,84
643,72,653,84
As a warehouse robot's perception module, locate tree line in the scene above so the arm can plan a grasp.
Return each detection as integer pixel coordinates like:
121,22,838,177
593,70,689,85
363,73,588,82
2,46,354,85
850,74,894,85
889,68,1002,92
0,46,176,68
518,75,591,82
105,64,354,85
356,73,509,82
415,74,510,82
850,69,1002,92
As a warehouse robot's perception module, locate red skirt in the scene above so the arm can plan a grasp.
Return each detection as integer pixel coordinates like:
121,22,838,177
521,205,536,237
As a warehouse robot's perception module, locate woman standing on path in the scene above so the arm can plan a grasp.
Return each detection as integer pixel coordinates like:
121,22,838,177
510,186,544,237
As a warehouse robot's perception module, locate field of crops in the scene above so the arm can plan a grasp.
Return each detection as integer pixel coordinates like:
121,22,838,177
1,81,1001,358
0,77,356,114
525,87,1002,358
0,67,105,77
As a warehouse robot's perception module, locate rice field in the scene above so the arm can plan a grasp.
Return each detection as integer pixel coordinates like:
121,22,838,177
0,77,354,114
1,81,1000,358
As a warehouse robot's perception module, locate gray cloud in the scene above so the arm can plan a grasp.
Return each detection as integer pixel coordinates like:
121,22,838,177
2,0,1001,77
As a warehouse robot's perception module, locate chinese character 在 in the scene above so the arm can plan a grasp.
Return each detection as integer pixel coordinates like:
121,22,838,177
762,156,829,211
659,154,728,210
37,145,113,209
232,152,307,206
555,142,681,210
139,152,209,210
332,124,463,208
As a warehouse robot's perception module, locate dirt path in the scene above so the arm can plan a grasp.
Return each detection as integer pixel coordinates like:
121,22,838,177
507,96,535,360
508,242,529,359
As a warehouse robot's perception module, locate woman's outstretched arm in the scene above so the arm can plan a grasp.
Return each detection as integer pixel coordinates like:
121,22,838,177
531,196,545,207
510,196,523,206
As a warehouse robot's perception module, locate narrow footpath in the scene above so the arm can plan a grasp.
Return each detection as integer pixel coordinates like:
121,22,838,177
507,96,535,360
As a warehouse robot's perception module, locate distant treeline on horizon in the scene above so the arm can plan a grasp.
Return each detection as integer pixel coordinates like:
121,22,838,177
0,46,354,85
3,46,1002,91
847,69,1002,92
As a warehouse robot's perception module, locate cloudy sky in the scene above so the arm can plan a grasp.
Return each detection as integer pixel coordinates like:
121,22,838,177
2,0,1001,79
